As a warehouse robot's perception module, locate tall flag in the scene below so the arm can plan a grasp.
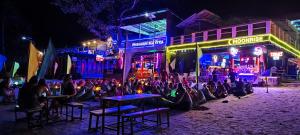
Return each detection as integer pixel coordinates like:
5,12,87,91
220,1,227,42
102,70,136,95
0,54,6,72
10,62,20,77
27,42,40,82
54,62,58,75
66,55,72,74
38,39,56,80
170,58,176,70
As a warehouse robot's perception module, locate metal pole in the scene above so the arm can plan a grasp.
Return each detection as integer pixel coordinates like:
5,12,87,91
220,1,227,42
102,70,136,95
196,43,199,90
266,76,269,93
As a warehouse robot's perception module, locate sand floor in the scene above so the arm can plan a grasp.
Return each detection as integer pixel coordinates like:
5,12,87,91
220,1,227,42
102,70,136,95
0,87,300,135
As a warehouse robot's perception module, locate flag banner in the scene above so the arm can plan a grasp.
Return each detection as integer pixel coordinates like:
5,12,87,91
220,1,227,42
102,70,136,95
67,55,72,74
27,42,40,82
38,39,56,79
0,54,6,72
170,58,176,70
10,62,20,77
123,52,133,84
54,62,58,75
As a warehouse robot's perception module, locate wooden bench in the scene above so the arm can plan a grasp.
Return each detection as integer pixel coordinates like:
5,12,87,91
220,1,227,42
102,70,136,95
88,105,137,131
66,102,84,121
14,105,43,128
121,108,170,135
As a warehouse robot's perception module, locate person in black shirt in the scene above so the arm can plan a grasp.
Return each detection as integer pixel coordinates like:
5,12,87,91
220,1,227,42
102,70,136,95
212,68,218,83
228,68,236,83
62,74,76,96
18,76,40,109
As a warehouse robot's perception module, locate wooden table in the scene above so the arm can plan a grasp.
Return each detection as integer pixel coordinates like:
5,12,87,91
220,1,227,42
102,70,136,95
101,94,161,135
46,95,69,123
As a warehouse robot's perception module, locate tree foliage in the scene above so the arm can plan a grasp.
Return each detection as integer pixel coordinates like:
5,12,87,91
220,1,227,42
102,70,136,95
52,0,139,39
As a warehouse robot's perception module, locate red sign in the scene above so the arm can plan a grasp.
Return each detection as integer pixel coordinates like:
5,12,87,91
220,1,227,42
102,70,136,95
96,55,104,61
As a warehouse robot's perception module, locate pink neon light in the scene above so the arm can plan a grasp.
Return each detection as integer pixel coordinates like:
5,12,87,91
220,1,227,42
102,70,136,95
156,53,159,69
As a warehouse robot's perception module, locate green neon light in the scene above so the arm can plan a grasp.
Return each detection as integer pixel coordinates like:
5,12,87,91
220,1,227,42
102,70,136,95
269,34,300,54
269,35,300,58
166,34,300,60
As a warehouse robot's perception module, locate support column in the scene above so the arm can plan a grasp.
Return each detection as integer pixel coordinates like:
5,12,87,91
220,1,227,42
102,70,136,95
248,24,253,36
232,27,237,38
217,29,222,40
203,31,208,41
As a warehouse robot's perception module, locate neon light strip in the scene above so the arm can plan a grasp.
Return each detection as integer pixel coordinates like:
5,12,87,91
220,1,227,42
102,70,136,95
167,34,300,57
239,73,255,76
167,34,270,51
269,34,300,55
156,53,159,68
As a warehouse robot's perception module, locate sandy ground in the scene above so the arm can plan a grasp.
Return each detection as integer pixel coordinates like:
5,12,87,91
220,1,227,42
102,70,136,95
0,87,300,135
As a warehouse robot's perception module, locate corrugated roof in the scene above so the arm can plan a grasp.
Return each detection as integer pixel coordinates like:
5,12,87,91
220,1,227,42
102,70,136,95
177,9,222,28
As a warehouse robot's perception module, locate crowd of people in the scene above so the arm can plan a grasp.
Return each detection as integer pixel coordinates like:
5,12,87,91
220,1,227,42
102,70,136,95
0,68,254,111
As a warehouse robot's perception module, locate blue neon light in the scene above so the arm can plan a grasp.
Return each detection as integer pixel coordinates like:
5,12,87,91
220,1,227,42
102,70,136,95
127,37,166,49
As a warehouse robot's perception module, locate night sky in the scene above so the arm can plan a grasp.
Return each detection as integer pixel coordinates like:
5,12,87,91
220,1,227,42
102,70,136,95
2,0,300,51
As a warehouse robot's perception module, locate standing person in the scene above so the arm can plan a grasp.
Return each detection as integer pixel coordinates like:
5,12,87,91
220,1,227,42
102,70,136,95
18,76,40,109
62,74,76,97
212,68,218,83
228,68,236,83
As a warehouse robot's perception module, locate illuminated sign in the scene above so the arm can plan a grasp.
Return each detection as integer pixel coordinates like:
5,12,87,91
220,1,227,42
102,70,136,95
229,36,264,45
230,47,238,56
270,51,283,60
253,47,263,56
96,55,104,62
128,37,166,48
212,55,218,63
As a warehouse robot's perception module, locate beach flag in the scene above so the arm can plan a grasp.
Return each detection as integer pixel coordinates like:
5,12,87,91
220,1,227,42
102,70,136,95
10,62,20,77
38,39,56,80
27,42,40,82
170,58,176,70
66,55,72,74
0,54,6,72
54,62,58,75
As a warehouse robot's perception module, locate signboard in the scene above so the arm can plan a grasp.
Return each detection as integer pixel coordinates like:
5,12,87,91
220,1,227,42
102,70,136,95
270,51,283,60
127,37,166,49
96,55,104,62
253,47,263,56
229,35,265,45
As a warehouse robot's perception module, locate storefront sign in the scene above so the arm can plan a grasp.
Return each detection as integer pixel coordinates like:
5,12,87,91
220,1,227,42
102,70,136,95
253,47,263,56
127,37,166,48
230,47,238,56
270,51,283,60
229,36,264,45
96,55,104,62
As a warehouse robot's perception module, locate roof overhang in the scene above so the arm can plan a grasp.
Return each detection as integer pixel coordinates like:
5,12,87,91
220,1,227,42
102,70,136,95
121,19,166,36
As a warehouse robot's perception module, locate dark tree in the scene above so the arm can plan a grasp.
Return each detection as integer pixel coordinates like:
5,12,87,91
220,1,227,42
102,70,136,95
52,0,139,40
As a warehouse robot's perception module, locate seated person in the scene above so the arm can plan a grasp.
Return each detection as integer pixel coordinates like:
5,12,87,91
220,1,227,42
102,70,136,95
201,84,216,100
223,79,232,94
234,78,247,97
0,77,15,103
216,81,228,98
244,79,253,94
174,83,193,110
36,79,51,107
207,80,217,97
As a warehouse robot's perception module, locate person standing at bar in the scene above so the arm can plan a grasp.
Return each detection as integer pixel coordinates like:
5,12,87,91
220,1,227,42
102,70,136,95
212,68,218,83
228,68,236,83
